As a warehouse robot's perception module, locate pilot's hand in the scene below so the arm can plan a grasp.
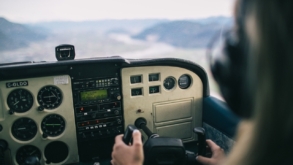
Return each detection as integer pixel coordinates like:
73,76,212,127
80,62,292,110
196,140,225,165
111,130,144,165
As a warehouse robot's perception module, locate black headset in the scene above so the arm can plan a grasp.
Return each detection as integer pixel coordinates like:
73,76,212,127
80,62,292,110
208,0,254,118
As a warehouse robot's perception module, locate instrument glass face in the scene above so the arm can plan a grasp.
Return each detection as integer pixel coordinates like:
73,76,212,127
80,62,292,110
7,89,33,113
163,77,176,90
41,114,65,137
178,74,191,89
38,86,62,109
16,145,42,165
12,118,38,141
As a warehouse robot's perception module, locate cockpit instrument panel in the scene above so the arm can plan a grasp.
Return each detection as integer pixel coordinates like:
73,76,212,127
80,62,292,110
0,57,209,164
0,75,79,165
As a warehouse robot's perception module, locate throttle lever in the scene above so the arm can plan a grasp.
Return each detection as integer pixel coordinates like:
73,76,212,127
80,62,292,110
193,127,207,156
123,125,138,145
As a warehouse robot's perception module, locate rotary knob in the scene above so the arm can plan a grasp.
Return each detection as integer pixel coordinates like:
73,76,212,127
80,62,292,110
111,78,119,85
113,93,121,100
117,119,122,124
114,110,120,115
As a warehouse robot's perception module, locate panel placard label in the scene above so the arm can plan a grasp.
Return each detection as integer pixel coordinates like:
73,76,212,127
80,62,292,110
54,75,69,85
6,81,28,88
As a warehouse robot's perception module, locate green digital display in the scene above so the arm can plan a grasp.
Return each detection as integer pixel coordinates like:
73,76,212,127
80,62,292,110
80,90,108,101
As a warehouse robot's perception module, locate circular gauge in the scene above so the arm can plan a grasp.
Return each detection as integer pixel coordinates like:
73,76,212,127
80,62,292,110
163,77,176,90
12,118,37,141
37,86,62,109
16,145,42,165
7,89,33,113
41,114,65,137
45,141,68,163
178,75,192,89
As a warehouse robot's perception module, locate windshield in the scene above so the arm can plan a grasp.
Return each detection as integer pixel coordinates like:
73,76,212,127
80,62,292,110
0,0,235,97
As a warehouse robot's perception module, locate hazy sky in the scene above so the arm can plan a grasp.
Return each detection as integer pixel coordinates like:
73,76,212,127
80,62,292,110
0,0,235,23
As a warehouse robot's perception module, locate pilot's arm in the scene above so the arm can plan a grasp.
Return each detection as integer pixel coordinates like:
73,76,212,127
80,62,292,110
111,130,144,165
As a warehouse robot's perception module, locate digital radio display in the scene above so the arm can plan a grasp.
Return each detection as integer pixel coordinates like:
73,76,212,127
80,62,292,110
80,89,108,101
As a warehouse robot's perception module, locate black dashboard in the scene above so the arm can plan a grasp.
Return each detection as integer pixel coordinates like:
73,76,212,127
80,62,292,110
0,56,209,165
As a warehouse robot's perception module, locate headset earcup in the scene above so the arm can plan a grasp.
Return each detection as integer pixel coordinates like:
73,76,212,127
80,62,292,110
211,34,252,118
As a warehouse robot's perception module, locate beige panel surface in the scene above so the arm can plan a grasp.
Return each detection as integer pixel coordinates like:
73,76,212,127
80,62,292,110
121,66,203,143
154,99,192,123
156,122,193,140
0,75,78,165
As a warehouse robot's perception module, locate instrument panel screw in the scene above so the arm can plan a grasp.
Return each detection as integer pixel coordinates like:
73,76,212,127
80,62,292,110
42,133,48,138
38,106,44,111
8,110,14,115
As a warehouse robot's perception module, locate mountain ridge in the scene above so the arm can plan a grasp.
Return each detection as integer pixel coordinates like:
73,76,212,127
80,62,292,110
0,17,47,51
132,19,231,48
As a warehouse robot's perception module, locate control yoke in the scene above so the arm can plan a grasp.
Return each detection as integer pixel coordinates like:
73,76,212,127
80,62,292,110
122,118,209,165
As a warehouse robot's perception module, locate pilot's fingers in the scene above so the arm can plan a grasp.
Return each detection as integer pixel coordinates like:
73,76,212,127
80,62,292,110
132,130,143,162
132,130,142,145
206,140,221,153
196,155,212,165
115,134,124,144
